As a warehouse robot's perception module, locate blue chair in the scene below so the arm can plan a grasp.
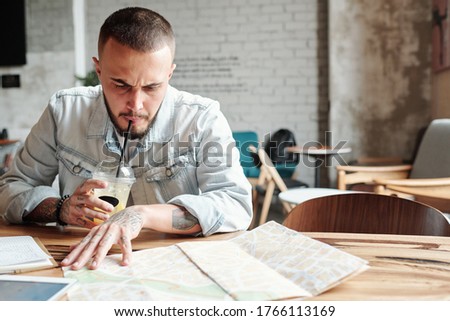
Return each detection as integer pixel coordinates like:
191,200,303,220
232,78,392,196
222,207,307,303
232,131,261,219
232,131,261,179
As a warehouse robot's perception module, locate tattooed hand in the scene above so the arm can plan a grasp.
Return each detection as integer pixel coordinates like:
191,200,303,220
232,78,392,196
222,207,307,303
59,179,114,228
61,207,143,270
23,179,113,227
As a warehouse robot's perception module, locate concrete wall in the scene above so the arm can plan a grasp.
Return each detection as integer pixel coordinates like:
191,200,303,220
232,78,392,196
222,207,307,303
432,69,450,118
329,0,432,164
0,0,327,186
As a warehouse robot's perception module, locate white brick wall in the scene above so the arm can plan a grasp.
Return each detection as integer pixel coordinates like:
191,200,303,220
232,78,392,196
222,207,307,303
0,0,326,186
84,0,326,184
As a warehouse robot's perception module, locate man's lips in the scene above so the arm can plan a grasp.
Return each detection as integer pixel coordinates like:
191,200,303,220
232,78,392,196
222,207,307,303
121,115,148,124
124,116,140,123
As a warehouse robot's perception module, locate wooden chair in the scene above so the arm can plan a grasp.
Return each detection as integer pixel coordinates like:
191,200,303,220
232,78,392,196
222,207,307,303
374,178,450,213
249,145,306,227
336,163,412,190
336,119,450,212
283,193,450,236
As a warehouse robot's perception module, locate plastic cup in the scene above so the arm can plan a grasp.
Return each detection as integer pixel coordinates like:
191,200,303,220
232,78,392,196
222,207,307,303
91,165,135,223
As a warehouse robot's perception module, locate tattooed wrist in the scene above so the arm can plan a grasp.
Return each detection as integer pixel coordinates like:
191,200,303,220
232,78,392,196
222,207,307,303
111,208,143,234
24,198,59,223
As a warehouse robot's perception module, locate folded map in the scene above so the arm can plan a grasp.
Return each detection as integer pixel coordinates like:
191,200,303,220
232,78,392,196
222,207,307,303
64,221,368,300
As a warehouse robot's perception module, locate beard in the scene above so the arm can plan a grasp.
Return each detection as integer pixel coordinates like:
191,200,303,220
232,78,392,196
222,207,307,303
105,103,152,140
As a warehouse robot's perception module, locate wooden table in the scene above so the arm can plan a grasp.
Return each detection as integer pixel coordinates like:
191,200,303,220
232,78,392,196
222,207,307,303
1,219,449,300
287,145,352,187
307,232,450,300
0,220,241,278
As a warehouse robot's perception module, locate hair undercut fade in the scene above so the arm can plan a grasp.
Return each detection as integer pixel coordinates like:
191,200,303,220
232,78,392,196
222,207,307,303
98,7,175,60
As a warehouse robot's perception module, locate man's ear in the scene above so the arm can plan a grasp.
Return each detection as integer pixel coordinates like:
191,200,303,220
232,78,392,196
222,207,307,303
168,63,176,80
92,57,101,77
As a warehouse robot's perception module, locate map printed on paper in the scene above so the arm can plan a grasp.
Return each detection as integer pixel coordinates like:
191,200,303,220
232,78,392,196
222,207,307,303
65,244,232,301
229,221,368,296
64,221,368,300
177,241,311,300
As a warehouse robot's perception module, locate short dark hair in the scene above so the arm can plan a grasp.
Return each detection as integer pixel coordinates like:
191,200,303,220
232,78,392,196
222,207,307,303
98,7,175,59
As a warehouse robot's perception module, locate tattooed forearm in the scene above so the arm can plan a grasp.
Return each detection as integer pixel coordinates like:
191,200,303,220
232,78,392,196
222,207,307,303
172,207,199,230
24,198,59,223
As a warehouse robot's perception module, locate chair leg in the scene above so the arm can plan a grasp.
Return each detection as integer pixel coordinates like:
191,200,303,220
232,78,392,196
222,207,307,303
259,181,275,226
248,189,260,229
281,201,294,215
252,189,258,215
374,184,386,194
337,170,346,190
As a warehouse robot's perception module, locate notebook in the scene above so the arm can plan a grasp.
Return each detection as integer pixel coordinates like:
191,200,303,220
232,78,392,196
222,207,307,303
0,235,57,274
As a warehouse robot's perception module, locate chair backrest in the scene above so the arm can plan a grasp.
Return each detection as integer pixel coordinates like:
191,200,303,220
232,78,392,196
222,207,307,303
256,146,289,193
232,131,260,178
264,128,298,178
410,118,450,178
248,146,295,226
283,193,450,236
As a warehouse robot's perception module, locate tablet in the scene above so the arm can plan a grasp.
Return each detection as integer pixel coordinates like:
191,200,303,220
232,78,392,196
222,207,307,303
0,275,77,301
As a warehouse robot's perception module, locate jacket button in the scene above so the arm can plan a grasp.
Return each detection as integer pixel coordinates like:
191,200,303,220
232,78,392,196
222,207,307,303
165,168,173,177
73,165,82,174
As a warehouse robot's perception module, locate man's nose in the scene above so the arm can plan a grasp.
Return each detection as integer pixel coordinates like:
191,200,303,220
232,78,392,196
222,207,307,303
127,89,144,111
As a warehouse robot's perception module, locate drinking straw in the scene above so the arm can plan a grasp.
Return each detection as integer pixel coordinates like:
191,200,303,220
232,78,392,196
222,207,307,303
116,120,132,177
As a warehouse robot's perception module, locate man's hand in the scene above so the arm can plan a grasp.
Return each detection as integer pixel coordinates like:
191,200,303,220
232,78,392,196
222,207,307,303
61,204,200,270
59,179,114,228
61,207,144,270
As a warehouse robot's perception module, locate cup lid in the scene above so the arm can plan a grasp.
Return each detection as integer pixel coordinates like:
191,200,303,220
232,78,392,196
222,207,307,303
93,161,135,181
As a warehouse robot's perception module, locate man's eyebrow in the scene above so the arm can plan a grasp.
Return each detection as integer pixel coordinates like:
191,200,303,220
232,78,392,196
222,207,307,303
111,78,130,86
110,78,162,88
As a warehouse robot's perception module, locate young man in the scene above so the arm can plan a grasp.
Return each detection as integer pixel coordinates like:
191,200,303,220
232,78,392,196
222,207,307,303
0,7,252,269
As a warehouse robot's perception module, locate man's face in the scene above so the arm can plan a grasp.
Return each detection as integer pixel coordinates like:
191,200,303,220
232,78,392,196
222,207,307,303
93,38,176,139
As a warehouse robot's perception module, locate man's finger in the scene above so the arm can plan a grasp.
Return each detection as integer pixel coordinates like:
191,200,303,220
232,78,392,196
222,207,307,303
119,233,133,266
89,231,117,269
84,195,115,213
78,179,108,194
61,233,94,266
80,206,111,223
65,229,106,269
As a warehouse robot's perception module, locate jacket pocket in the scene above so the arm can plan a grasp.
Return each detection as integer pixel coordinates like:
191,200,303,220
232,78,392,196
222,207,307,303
56,149,97,179
144,154,198,200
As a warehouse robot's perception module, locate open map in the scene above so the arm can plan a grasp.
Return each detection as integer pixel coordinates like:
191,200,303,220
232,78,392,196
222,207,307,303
64,221,368,300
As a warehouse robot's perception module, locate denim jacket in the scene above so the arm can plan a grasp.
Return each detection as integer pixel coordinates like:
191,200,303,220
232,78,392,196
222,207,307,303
0,85,252,235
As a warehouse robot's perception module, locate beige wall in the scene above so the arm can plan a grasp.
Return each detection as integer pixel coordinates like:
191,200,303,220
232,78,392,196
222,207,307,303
329,0,432,166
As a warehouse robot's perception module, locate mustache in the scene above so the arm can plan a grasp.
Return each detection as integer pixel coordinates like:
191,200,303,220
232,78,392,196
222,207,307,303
119,112,150,120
